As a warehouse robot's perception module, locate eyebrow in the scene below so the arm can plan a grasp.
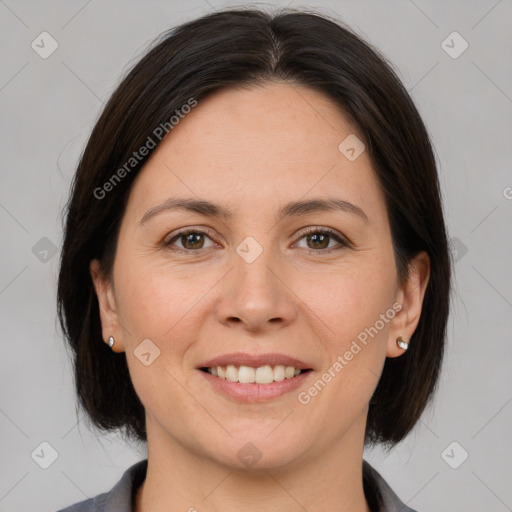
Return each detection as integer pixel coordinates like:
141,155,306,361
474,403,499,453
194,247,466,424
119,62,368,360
139,197,368,225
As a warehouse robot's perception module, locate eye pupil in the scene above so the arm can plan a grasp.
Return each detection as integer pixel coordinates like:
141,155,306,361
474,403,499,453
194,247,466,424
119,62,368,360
308,233,329,249
183,233,203,249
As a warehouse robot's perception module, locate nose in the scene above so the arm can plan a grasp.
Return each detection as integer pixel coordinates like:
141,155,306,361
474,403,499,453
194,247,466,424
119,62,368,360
215,242,297,333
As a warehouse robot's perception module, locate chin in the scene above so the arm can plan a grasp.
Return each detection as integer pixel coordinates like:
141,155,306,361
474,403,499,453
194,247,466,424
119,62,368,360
204,430,308,472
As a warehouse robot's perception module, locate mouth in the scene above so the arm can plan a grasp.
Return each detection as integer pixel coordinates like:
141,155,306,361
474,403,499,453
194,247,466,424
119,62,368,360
200,365,312,384
197,353,313,402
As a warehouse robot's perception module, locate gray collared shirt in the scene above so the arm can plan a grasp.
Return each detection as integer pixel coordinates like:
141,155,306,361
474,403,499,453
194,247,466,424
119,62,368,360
56,459,417,512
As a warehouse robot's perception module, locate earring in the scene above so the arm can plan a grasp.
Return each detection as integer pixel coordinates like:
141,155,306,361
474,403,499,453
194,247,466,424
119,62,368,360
107,336,115,348
396,336,408,350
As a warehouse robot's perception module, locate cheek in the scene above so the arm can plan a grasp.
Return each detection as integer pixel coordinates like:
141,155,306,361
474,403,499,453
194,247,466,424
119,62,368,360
113,257,196,334
113,257,227,367
114,263,206,417
300,255,396,343
296,253,396,408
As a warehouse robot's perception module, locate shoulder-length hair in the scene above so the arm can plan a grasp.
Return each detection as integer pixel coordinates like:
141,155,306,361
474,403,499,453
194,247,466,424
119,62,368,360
57,7,451,448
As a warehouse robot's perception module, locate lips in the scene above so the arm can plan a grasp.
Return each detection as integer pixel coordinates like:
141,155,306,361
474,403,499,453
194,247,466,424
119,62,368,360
199,365,312,402
197,352,314,401
199,352,312,370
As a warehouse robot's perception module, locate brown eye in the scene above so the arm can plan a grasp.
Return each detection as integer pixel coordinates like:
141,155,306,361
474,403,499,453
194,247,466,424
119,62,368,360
295,227,349,253
165,228,217,252
180,232,205,250
306,232,330,250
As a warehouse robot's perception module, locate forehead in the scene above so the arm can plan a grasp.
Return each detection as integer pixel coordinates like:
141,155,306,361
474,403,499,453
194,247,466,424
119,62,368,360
167,81,360,161
124,82,385,223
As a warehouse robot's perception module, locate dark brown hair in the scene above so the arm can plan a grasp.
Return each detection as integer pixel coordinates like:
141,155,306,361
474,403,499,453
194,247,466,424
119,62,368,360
57,7,451,448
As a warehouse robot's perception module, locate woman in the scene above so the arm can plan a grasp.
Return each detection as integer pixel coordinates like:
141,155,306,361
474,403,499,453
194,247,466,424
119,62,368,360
56,7,451,512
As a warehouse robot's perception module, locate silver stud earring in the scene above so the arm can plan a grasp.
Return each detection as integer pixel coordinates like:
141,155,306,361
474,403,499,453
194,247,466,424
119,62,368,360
107,336,115,348
396,336,408,350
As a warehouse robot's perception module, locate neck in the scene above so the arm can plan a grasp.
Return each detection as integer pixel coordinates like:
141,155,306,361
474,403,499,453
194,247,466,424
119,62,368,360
135,419,371,512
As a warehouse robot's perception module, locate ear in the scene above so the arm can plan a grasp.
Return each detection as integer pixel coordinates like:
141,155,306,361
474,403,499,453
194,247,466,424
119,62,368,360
89,259,125,353
387,251,430,358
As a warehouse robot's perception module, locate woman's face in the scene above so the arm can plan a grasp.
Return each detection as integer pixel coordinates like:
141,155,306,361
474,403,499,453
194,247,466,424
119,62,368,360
91,82,428,469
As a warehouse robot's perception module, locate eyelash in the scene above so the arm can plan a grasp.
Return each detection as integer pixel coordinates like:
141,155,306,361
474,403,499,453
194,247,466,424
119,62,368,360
163,226,350,255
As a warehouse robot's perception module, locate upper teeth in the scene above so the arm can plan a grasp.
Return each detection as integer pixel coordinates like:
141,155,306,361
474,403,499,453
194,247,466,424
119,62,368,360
207,365,302,384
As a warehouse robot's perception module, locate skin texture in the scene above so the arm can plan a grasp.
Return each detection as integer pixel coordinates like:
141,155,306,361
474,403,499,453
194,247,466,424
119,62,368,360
90,81,430,512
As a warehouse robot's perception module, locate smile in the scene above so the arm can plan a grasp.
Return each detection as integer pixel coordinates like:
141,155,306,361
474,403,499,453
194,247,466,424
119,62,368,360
201,365,310,384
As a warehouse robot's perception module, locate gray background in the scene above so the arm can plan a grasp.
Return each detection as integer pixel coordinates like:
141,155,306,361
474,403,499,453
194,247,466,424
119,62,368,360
1,0,511,510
